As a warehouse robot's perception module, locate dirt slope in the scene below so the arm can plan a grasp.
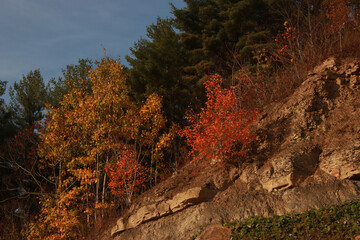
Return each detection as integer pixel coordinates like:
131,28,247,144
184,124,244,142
105,57,360,240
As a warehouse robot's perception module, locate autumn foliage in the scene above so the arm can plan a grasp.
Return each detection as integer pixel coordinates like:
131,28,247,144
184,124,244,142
1,125,40,171
3,1,360,239
28,59,173,239
180,74,258,165
326,0,354,33
274,21,296,61
0,125,46,240
28,61,258,238
106,147,147,201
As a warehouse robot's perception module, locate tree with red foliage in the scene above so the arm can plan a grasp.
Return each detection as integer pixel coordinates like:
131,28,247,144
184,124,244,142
0,124,50,239
179,74,258,165
274,21,296,62
106,147,147,204
325,0,354,51
326,0,353,32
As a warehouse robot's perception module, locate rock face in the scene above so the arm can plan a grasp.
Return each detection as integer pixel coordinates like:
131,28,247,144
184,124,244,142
106,58,360,240
110,187,216,237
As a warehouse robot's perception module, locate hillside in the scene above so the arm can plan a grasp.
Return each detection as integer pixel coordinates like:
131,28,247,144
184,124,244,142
105,57,360,240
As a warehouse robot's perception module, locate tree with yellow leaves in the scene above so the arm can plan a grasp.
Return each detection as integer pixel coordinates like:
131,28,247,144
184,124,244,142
28,58,174,239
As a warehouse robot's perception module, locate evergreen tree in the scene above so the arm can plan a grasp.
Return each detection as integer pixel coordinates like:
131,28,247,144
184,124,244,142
0,80,6,108
171,0,282,82
9,69,48,128
126,18,192,123
0,80,16,143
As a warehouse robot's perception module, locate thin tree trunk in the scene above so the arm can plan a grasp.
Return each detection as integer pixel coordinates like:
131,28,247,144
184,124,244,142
59,160,62,194
154,144,157,185
95,153,99,223
86,191,90,227
150,144,154,186
101,155,108,218
339,31,342,52
307,1,314,49
155,160,157,185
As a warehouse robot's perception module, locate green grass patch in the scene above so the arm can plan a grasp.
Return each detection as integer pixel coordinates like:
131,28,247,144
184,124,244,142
224,200,360,240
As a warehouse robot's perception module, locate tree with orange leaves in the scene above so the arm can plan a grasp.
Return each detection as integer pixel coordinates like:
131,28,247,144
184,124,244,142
325,0,355,51
28,58,173,239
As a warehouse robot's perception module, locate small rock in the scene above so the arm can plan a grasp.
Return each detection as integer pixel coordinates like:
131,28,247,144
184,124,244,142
350,75,360,89
111,217,126,237
213,173,231,190
167,187,216,213
261,173,294,192
336,77,344,86
310,57,337,75
127,204,158,229
157,201,171,216
195,225,231,240
229,167,239,182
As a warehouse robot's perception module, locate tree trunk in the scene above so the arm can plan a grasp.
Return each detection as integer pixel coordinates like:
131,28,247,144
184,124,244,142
95,153,100,223
101,155,108,218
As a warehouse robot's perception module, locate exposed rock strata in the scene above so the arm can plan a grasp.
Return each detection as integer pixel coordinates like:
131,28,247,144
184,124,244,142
110,187,216,237
107,58,360,240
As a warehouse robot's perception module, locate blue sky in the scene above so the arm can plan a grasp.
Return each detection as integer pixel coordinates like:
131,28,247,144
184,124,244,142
0,0,186,101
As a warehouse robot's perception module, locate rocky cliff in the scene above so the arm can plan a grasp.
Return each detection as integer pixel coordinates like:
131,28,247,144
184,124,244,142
105,57,360,240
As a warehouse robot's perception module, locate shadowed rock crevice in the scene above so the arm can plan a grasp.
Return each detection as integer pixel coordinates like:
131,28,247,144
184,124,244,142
350,174,360,181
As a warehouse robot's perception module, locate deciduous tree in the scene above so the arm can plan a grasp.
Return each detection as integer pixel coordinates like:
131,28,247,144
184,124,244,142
30,58,173,239
47,59,93,107
179,74,258,165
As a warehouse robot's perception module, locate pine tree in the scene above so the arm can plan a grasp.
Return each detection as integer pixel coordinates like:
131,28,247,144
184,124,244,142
171,0,282,83
9,69,49,128
126,18,192,123
0,80,16,142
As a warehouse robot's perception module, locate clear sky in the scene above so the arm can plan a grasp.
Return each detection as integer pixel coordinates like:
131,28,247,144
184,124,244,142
0,0,186,101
